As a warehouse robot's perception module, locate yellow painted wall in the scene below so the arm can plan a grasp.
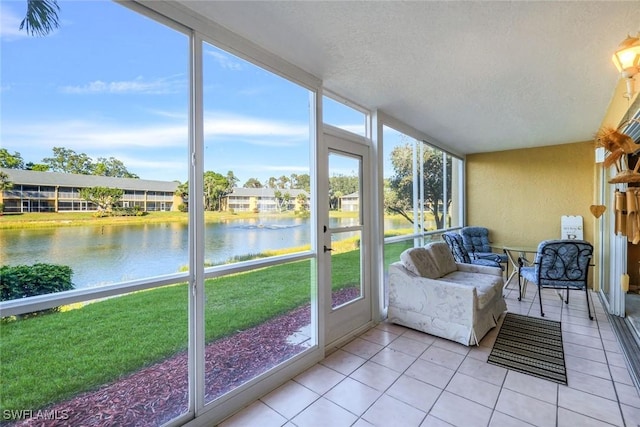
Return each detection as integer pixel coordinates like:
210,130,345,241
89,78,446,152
466,141,596,248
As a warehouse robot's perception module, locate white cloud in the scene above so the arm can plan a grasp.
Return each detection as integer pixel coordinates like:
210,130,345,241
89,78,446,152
0,2,63,40
2,113,311,182
59,75,187,95
0,4,30,40
4,119,187,150
204,112,309,146
205,50,243,71
2,112,309,152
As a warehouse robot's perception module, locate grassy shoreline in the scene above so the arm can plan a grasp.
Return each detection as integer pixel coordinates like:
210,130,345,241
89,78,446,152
0,210,415,231
0,210,304,230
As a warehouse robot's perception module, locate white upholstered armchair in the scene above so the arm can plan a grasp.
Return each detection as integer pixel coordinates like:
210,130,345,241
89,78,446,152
388,241,506,346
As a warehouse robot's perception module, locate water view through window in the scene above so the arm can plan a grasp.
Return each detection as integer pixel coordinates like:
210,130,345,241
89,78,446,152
0,1,463,425
1,1,192,425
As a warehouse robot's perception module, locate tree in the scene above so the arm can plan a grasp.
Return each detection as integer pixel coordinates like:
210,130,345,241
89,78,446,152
175,171,234,211
226,170,239,189
43,147,95,175
296,192,308,211
282,192,292,211
203,171,233,211
243,178,263,188
0,171,14,192
273,190,292,212
94,157,139,178
0,171,12,214
175,181,188,199
265,177,277,189
290,173,310,192
20,0,60,37
0,149,25,169
328,174,358,210
277,175,290,189
25,162,49,171
386,143,452,230
79,187,124,212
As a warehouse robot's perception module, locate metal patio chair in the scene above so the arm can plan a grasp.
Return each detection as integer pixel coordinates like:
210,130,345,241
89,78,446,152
518,239,594,320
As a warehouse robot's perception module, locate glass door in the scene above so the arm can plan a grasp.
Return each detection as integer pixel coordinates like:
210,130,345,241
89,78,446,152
322,127,372,345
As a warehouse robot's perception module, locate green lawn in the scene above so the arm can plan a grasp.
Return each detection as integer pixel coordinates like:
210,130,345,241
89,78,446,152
0,250,365,412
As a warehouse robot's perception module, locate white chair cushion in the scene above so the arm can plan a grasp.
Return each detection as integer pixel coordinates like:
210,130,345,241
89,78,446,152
400,242,457,279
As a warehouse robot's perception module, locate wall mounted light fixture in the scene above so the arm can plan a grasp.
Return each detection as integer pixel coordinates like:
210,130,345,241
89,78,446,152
612,33,640,99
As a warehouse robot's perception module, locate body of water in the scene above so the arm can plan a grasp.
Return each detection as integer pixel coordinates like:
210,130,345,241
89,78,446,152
1,217,411,289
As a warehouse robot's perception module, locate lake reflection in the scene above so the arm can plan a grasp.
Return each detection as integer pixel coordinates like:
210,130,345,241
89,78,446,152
1,217,410,289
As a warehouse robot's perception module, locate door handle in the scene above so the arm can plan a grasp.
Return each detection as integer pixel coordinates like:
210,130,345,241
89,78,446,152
324,245,333,253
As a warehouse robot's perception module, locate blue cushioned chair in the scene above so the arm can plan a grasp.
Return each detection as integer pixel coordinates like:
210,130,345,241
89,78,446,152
442,232,502,269
518,239,594,320
459,226,508,271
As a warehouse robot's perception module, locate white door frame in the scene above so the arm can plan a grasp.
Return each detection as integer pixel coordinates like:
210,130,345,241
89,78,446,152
320,125,374,346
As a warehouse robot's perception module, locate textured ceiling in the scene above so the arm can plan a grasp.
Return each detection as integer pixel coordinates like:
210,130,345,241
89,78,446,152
177,1,640,155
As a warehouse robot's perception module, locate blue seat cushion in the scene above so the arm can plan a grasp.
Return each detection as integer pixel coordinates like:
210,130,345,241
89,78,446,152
475,251,508,263
472,259,501,268
520,266,536,283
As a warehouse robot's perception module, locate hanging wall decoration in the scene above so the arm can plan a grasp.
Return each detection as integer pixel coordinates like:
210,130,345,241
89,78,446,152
596,126,640,183
589,204,606,218
613,188,640,244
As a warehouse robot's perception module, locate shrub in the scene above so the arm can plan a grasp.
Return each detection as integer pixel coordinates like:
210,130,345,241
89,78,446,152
178,203,188,212
110,206,147,217
0,263,74,303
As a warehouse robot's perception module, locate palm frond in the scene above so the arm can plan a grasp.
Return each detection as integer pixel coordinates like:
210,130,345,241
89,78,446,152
19,0,60,37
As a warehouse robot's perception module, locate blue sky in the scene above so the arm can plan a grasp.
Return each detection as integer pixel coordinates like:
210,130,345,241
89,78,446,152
0,0,366,184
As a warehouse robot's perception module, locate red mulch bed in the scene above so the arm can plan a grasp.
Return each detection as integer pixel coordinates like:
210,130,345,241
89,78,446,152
9,288,359,427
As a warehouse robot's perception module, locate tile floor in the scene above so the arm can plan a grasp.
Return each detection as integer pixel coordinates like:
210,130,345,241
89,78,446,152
220,284,640,427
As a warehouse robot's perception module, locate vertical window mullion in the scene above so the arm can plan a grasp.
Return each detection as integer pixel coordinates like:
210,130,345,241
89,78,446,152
189,32,206,415
443,152,448,229
412,141,419,239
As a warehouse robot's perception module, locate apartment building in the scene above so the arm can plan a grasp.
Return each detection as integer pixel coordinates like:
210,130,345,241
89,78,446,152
0,168,181,213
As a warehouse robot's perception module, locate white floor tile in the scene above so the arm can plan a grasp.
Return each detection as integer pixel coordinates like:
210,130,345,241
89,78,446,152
557,407,621,427
489,411,538,427
290,397,357,427
219,400,288,427
620,403,640,426
405,358,455,389
360,327,400,346
370,346,417,372
261,380,319,419
457,356,507,386
222,307,639,427
445,372,501,408
321,348,367,375
388,335,431,357
341,337,384,359
564,369,617,401
294,363,345,394
420,345,466,371
386,374,443,413
614,381,640,408
503,370,558,405
349,360,402,391
362,394,426,427
495,389,556,427
558,386,624,426
324,377,381,416
430,391,493,427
